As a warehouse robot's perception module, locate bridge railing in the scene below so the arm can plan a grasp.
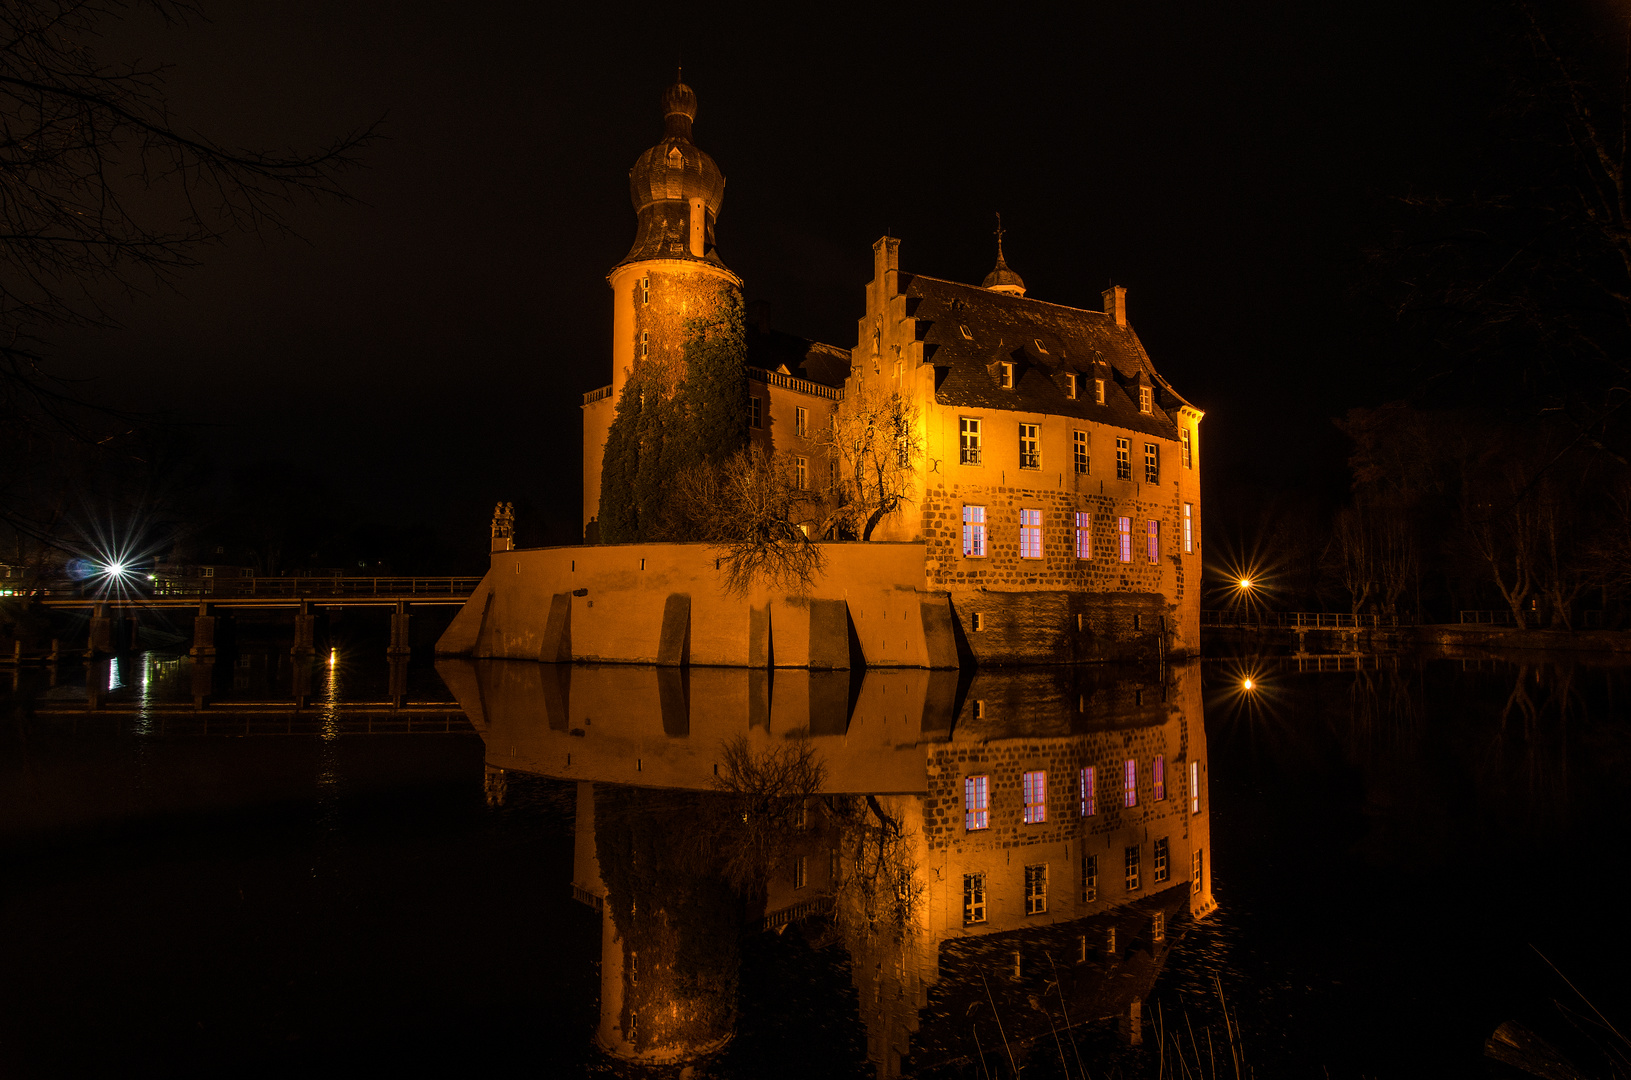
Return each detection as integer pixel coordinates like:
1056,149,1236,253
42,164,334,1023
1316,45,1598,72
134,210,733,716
1458,610,1516,625
42,576,482,600
1202,610,1413,629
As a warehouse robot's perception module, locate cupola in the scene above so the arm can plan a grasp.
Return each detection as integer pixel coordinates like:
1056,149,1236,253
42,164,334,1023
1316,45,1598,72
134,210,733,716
621,78,728,267
982,214,1026,296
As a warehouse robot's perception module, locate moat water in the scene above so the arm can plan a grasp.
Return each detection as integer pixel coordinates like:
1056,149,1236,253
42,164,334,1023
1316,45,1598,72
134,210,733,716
3,648,1628,1078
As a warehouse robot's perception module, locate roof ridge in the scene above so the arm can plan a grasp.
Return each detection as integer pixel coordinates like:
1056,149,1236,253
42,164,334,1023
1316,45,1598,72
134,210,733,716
905,272,1123,320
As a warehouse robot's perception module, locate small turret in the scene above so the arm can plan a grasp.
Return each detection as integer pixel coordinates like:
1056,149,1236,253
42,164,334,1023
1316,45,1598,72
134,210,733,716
490,501,515,554
982,213,1027,296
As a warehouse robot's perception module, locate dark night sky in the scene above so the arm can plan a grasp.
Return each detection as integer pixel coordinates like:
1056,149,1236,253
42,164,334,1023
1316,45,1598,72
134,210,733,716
59,0,1502,558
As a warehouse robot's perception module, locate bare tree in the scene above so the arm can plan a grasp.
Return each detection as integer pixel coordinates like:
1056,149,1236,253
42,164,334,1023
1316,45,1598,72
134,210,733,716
669,447,826,596
821,386,920,541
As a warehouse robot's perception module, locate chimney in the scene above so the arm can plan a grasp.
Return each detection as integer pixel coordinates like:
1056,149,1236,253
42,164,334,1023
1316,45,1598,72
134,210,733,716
688,197,706,258
872,235,901,295
1102,285,1127,327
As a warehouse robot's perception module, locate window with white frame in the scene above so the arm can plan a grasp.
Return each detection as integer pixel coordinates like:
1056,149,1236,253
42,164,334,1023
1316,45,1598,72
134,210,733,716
1125,845,1141,891
795,456,808,490
795,406,808,438
1192,849,1204,895
1144,442,1159,484
1024,863,1048,914
1153,837,1169,883
1023,770,1047,824
1082,853,1098,902
1153,910,1166,942
965,775,990,830
1073,430,1088,474
963,505,987,557
1190,760,1200,814
1080,765,1096,816
1075,512,1092,559
1123,758,1137,807
1147,520,1159,564
960,417,982,465
1019,423,1040,469
1154,755,1166,800
1116,437,1131,480
1095,377,1106,404
999,362,1014,388
1065,372,1077,397
1184,503,1194,553
1019,509,1042,559
1118,516,1132,562
1182,426,1193,468
749,397,762,429
964,872,987,924
1139,385,1153,414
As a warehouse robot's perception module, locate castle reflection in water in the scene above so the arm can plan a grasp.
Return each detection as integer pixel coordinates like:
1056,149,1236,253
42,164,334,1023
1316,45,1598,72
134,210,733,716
437,658,1216,1075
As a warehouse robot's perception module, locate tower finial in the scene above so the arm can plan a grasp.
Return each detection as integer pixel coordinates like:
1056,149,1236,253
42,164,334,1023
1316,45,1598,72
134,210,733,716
982,212,1026,295
994,212,1006,260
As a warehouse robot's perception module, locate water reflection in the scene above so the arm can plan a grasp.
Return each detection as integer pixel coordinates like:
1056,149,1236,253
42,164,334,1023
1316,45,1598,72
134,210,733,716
439,659,1216,1074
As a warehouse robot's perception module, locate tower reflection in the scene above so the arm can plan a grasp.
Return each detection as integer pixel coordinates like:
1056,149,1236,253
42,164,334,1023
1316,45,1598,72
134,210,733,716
438,659,1216,1073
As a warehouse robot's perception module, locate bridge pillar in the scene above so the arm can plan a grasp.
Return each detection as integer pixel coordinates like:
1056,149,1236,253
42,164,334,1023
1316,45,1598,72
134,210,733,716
190,602,217,658
124,612,142,653
387,602,411,658
191,659,214,709
291,656,313,708
292,602,316,658
85,603,114,659
85,658,107,709
388,654,409,710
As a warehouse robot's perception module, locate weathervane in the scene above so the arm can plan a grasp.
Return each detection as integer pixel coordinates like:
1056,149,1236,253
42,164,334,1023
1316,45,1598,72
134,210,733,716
994,212,1006,259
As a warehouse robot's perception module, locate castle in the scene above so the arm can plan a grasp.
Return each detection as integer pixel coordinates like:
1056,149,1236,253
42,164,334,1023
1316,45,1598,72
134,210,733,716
438,80,1203,667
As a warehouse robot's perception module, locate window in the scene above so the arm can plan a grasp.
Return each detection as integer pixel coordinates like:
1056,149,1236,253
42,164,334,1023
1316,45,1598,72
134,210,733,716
202,567,215,578
1080,765,1096,816
1075,512,1092,560
1182,426,1193,468
829,458,839,491
999,362,1014,388
964,872,987,924
1024,863,1048,914
1115,438,1131,480
1147,520,1160,564
640,331,650,358
1082,854,1098,902
1019,423,1040,469
972,613,985,632
959,323,973,340
1192,849,1204,895
795,406,808,438
795,456,808,490
960,417,982,465
962,505,987,557
1139,385,1153,414
1019,509,1042,559
1023,770,1047,823
1183,503,1193,554
1154,755,1166,800
1190,761,1201,814
1065,372,1077,398
1123,758,1137,808
1095,377,1106,404
896,433,911,469
1118,517,1132,563
1153,837,1169,883
1152,910,1166,942
794,855,808,889
641,276,650,304
1073,430,1088,474
965,775,990,830
1144,442,1159,484
749,397,762,429
1125,845,1141,891
1035,338,1048,353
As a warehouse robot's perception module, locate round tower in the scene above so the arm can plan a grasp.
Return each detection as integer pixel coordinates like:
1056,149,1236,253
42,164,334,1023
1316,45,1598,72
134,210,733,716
607,78,743,404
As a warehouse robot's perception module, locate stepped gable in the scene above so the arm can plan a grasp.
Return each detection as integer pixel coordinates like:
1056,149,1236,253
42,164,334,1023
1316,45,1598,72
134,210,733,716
908,273,1191,442
745,326,851,388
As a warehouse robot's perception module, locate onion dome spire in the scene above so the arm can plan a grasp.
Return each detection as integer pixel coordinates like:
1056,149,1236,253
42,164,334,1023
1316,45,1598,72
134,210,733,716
982,212,1026,296
620,76,728,268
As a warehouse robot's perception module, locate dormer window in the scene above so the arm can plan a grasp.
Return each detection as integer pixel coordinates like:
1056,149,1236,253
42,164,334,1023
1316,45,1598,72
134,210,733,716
959,324,973,340
999,362,1014,389
1034,338,1047,353
1139,385,1153,414
668,147,684,168
1065,373,1078,399
1095,378,1106,405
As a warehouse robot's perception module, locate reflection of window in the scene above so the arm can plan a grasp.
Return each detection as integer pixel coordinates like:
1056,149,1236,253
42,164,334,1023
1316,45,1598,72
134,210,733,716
1144,442,1159,483
1116,438,1131,480
1075,512,1092,560
795,406,808,438
1019,509,1042,559
960,416,982,465
1023,770,1047,824
1190,760,1201,814
964,775,990,830
1123,758,1137,807
1118,517,1132,563
1125,845,1141,892
1082,854,1098,902
748,397,761,429
1024,863,1048,914
1080,765,1096,816
1074,430,1088,474
963,505,986,557
1154,837,1169,883
1019,423,1040,469
963,872,987,924
1154,755,1166,800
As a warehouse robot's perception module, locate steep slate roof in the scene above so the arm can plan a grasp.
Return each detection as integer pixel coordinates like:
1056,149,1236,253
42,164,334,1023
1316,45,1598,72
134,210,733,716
904,273,1193,441
746,327,851,389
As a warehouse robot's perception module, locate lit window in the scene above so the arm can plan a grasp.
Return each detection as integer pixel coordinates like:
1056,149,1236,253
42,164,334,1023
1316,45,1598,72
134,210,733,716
1075,512,1092,560
1144,442,1159,484
794,855,808,889
1019,509,1042,559
1139,385,1153,414
964,872,987,924
1183,503,1193,553
1118,517,1132,563
795,456,808,490
1065,372,1077,398
960,324,973,340
1192,849,1204,895
1147,520,1159,564
641,276,650,304
965,775,990,830
1024,863,1048,914
1082,854,1098,903
960,416,982,465
1154,755,1166,800
1115,437,1131,480
795,406,808,438
1123,758,1137,808
1095,377,1105,405
1073,430,1088,474
1125,845,1141,892
1019,423,1040,469
749,397,762,429
1190,760,1201,814
1080,765,1096,816
963,505,987,557
640,331,650,358
1182,426,1193,468
1023,770,1047,824
999,362,1014,388
1153,837,1169,883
